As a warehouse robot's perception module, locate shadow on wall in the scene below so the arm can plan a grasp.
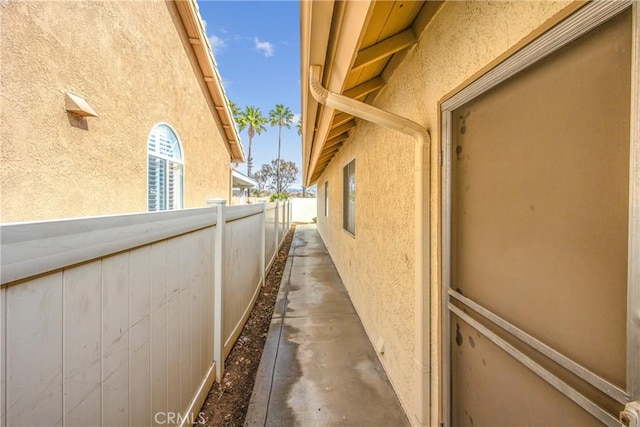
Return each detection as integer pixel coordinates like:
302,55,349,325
67,113,89,130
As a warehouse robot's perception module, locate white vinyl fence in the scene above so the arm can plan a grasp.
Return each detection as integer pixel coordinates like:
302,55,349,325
0,200,291,426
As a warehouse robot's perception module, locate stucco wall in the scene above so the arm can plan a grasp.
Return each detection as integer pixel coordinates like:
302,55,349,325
315,1,573,422
1,0,232,223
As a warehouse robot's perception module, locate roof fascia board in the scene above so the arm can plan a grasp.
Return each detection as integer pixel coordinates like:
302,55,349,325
301,0,335,185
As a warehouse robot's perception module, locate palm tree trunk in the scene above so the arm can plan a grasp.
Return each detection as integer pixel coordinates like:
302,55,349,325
247,127,255,177
277,124,282,194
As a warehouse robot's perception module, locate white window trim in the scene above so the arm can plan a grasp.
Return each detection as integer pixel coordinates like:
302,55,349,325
147,122,185,212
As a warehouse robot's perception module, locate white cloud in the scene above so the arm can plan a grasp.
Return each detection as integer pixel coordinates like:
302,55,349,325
254,37,275,57
292,114,301,124
208,34,226,55
201,19,227,55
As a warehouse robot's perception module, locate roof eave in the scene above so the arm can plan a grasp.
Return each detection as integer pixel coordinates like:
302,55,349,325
301,0,374,186
174,0,246,163
301,0,332,187
301,1,444,185
232,169,257,188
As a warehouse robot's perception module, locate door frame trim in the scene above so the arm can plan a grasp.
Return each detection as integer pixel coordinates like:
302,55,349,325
627,0,640,403
441,1,639,424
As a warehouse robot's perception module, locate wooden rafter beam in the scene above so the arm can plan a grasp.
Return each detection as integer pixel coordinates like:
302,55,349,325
316,159,334,171
326,132,349,145
343,77,384,100
332,112,353,128
324,141,344,152
325,135,346,149
352,29,416,71
320,144,341,157
313,163,329,177
317,159,333,168
318,147,340,162
327,120,356,140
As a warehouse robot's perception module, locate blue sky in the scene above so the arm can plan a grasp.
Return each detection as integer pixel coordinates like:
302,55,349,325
197,1,303,186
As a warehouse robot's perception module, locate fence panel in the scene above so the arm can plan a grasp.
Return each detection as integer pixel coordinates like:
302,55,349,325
222,205,264,358
151,240,170,421
0,201,292,425
0,208,217,426
265,202,278,271
6,273,63,425
279,202,287,246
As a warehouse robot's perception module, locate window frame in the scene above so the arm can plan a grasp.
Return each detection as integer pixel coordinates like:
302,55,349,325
342,159,356,236
147,123,185,212
324,181,329,217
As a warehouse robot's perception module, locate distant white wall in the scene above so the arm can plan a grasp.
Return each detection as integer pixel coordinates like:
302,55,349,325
291,198,318,223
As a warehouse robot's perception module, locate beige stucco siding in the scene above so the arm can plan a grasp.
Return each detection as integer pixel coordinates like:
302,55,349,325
316,118,417,411
315,1,573,421
1,1,231,223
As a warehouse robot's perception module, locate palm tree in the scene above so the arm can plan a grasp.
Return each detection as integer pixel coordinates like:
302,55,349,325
236,106,267,177
229,101,241,121
268,104,294,194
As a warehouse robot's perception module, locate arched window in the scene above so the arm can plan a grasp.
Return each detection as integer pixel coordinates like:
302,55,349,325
147,124,184,211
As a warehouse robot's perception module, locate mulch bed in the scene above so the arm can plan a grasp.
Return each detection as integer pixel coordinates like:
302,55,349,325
197,225,296,426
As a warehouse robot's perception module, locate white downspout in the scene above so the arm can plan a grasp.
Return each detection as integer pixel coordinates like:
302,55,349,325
309,65,433,426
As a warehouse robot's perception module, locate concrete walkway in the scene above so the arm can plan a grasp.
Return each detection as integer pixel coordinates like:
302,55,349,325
245,225,409,427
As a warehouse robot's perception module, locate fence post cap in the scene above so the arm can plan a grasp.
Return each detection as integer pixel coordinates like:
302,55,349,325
207,198,227,206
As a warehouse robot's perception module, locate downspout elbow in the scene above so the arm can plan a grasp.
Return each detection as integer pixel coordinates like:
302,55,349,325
309,65,429,150
309,65,330,105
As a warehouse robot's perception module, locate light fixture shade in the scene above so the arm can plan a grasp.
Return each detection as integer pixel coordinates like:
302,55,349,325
65,92,98,117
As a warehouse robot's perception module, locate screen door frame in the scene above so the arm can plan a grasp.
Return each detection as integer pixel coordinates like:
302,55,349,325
440,1,640,425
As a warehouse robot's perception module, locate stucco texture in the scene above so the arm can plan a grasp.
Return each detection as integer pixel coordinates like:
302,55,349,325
1,0,232,223
315,1,573,422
